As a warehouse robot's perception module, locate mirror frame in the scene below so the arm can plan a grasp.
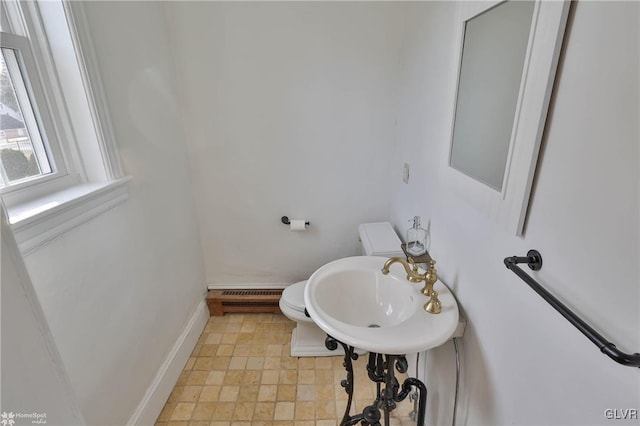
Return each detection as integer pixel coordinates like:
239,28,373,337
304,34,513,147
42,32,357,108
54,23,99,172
445,0,570,236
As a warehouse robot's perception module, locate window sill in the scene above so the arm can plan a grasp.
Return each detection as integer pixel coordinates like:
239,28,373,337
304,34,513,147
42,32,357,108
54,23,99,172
7,177,131,255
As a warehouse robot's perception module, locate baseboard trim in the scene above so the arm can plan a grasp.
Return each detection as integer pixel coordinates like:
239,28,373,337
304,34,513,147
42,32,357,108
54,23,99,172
127,299,208,426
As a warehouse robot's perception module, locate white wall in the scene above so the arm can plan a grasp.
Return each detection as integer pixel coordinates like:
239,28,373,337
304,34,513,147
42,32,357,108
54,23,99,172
20,2,206,424
1,207,84,425
392,2,639,425
164,2,403,286
12,1,638,425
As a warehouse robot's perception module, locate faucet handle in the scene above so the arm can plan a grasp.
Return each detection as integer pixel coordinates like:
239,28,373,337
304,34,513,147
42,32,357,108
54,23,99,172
424,290,442,314
425,261,437,284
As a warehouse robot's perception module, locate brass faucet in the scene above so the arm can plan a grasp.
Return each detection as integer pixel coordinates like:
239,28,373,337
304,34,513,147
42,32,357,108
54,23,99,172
381,257,442,314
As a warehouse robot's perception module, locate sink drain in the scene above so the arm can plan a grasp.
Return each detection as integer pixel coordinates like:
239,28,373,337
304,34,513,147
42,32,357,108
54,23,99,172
368,324,381,328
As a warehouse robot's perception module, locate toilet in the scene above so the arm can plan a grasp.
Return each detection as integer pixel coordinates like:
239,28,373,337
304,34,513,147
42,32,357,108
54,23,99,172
279,222,404,356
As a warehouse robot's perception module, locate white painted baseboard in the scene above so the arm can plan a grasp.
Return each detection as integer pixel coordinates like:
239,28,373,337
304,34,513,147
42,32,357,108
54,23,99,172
127,299,209,426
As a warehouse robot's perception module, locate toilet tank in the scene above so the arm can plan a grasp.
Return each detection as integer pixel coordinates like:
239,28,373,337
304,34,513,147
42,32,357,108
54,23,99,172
358,222,404,257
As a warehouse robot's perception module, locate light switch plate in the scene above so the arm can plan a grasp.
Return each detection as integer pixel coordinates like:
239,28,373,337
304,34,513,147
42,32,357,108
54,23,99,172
402,163,410,184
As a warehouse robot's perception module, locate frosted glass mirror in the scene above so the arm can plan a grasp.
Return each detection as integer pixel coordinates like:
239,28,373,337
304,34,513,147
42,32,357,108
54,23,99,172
446,0,569,235
450,1,534,191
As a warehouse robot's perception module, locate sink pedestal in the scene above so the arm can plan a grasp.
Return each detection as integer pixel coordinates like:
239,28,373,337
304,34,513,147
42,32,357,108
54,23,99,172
325,335,427,426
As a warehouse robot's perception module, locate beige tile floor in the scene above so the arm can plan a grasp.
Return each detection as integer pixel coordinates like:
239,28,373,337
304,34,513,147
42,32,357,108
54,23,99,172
155,313,416,426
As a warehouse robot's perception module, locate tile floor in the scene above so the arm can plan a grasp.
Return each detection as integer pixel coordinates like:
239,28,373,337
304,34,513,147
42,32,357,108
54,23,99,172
155,313,416,426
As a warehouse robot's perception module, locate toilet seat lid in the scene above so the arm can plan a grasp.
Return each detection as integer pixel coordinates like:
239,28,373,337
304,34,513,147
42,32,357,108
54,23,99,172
282,280,307,312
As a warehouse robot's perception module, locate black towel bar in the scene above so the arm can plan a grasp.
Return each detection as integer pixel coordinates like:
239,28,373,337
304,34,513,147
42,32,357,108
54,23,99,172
504,250,640,368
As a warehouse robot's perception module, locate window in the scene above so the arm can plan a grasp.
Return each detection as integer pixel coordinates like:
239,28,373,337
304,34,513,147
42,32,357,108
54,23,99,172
0,35,61,188
1,0,129,254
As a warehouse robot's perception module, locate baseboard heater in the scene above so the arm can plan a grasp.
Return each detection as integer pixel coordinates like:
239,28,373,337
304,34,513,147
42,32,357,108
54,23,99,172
206,289,283,316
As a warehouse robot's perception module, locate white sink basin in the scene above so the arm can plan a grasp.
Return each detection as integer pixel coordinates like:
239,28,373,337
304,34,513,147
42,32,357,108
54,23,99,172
304,256,459,355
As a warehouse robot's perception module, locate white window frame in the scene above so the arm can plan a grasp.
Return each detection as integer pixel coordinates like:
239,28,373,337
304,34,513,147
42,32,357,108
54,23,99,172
1,25,76,194
1,44,51,180
1,0,130,255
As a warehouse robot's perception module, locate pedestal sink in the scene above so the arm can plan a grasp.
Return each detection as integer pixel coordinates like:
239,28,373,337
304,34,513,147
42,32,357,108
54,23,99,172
304,256,459,355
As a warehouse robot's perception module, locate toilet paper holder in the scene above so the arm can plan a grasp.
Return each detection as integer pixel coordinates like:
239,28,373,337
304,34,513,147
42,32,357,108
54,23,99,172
281,216,310,227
